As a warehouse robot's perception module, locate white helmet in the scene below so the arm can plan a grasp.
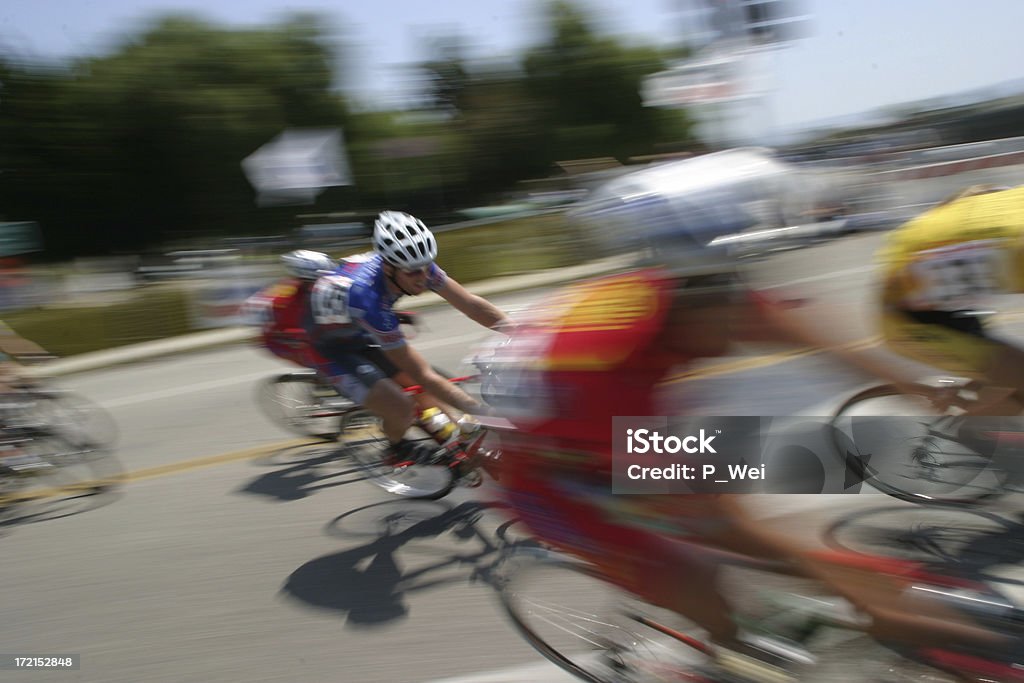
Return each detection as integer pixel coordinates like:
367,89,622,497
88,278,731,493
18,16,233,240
373,211,437,269
567,149,800,279
281,250,335,280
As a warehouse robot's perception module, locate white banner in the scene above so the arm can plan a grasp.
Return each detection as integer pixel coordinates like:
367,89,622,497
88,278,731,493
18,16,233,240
242,129,352,202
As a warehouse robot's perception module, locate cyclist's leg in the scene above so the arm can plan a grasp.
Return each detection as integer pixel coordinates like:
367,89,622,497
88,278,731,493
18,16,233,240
314,350,415,443
362,381,416,443
692,496,1012,651
797,554,1012,652
390,370,460,421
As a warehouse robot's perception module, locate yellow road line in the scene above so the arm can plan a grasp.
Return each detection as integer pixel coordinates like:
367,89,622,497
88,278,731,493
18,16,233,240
2,336,894,502
122,438,315,483
0,438,316,506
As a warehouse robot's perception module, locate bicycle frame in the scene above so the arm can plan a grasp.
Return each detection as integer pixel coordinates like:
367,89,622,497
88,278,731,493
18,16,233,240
302,372,482,421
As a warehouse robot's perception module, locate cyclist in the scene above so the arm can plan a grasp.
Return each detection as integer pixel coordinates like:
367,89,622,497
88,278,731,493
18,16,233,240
309,210,512,466
247,249,336,369
484,160,1014,674
877,183,1024,415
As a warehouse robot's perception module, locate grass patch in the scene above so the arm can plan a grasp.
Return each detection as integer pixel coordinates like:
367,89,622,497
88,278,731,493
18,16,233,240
10,210,597,357
4,286,195,357
338,210,595,283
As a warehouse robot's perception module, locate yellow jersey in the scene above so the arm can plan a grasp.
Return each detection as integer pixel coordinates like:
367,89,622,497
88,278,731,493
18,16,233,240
878,185,1024,311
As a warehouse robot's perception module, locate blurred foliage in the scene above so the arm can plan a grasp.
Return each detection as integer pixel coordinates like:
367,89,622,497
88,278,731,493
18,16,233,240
432,211,587,283
0,1,695,259
6,210,590,358
0,12,347,257
521,1,692,163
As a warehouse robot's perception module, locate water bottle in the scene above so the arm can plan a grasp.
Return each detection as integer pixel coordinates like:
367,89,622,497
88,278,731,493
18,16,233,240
419,407,456,445
456,414,482,439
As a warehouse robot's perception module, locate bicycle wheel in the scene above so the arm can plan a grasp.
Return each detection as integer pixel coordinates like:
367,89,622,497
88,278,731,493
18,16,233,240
0,430,123,506
23,389,119,448
830,384,1011,505
256,373,349,441
500,551,711,683
340,409,455,500
825,505,1022,578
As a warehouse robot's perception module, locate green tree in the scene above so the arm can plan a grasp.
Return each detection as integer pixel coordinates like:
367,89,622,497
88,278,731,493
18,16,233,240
457,65,549,200
522,0,693,164
418,35,470,114
0,13,349,256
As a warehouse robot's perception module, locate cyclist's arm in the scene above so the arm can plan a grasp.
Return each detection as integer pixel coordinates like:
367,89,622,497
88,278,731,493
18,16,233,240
751,290,922,394
434,278,511,331
383,342,486,415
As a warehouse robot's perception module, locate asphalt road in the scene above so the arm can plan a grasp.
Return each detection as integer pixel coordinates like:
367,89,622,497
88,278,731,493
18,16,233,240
3,233,1024,683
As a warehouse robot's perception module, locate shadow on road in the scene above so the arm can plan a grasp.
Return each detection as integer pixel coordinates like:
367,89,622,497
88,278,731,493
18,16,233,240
238,442,369,501
281,500,521,627
0,487,123,535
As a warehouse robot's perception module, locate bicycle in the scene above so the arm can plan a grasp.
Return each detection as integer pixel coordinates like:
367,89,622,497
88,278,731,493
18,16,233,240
256,368,353,440
830,377,1024,506
255,310,427,441
337,372,503,500
6,376,119,449
257,365,496,499
0,371,123,504
497,541,1024,683
256,312,506,499
0,420,123,513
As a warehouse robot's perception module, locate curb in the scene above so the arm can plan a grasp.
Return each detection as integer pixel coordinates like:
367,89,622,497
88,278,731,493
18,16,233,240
27,255,633,377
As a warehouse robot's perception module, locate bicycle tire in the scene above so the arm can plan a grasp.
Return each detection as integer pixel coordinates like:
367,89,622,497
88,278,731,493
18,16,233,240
823,505,1022,577
0,428,124,506
500,552,710,683
340,409,456,500
22,389,119,448
830,384,1011,506
255,372,349,441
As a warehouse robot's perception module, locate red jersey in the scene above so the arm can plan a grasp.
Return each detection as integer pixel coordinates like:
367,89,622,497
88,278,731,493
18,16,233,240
246,278,322,368
490,268,691,475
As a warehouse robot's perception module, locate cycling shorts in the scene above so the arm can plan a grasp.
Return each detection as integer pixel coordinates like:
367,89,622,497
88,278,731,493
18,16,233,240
312,346,399,405
880,307,1002,376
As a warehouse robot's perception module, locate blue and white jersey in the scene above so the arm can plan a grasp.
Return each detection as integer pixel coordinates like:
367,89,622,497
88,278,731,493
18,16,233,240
308,252,447,351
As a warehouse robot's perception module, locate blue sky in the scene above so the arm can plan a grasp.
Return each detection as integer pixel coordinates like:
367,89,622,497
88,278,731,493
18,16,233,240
3,0,1024,140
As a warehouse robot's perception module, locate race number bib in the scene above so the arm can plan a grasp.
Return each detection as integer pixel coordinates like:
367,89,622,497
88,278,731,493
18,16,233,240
311,275,354,325
909,239,1008,309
